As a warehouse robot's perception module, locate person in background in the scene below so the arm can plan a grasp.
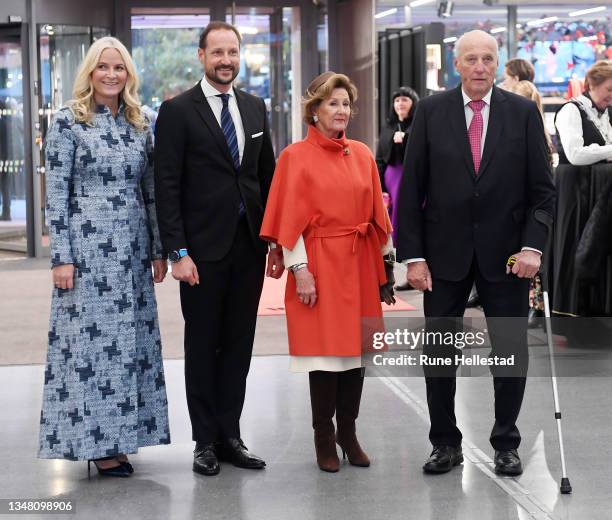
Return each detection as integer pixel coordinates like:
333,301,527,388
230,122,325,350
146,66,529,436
39,36,170,477
509,80,554,328
499,58,535,91
553,60,612,322
376,86,419,291
261,72,394,473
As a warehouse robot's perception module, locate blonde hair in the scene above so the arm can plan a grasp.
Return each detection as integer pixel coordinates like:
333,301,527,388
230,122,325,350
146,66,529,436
302,72,358,126
584,60,612,92
69,37,146,131
509,80,553,164
510,80,543,112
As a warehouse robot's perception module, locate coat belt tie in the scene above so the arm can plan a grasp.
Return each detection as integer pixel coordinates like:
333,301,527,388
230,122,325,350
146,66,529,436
310,223,387,284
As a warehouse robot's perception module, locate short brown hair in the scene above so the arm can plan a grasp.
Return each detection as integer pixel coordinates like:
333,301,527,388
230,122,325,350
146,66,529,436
584,60,612,92
199,21,241,49
302,72,358,125
505,58,534,82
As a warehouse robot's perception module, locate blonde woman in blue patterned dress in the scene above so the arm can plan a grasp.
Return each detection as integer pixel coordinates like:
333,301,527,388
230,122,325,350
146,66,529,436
38,37,170,477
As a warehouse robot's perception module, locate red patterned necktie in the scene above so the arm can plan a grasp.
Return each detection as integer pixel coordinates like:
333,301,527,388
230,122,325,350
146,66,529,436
467,100,486,174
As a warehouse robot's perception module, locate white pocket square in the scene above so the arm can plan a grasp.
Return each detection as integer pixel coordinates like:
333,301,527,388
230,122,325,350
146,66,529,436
251,131,263,138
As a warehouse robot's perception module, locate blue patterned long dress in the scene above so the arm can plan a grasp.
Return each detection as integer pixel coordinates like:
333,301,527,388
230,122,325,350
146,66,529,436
38,104,171,461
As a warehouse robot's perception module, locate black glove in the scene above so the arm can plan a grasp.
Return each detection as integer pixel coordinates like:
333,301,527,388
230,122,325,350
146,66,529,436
380,253,396,305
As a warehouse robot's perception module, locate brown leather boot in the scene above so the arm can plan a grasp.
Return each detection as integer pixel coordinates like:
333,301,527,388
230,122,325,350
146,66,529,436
309,371,340,472
336,368,370,467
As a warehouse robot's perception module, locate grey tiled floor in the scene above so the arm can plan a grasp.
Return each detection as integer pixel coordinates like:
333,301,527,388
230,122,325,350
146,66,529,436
1,357,607,520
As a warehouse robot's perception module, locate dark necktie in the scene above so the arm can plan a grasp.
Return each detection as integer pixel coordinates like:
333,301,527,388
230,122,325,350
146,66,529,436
216,93,245,215
217,93,240,170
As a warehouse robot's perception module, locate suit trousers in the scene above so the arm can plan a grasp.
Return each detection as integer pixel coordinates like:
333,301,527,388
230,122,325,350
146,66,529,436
422,257,529,451
180,217,266,443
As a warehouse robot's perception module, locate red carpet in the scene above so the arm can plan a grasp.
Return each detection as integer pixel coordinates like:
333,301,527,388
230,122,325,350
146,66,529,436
258,273,416,316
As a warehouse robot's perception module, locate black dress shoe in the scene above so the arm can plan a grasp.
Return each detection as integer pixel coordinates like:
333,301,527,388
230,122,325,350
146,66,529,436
217,438,266,469
494,449,523,476
119,461,134,474
394,282,414,291
193,442,220,476
423,445,463,474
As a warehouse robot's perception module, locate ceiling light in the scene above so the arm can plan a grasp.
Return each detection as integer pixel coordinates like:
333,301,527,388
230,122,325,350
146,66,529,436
526,16,558,27
443,36,457,43
569,6,606,17
410,0,435,8
490,27,506,34
237,26,258,35
375,8,398,19
438,1,454,18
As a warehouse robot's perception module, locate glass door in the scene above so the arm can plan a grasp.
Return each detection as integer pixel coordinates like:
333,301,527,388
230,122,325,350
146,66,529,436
227,6,301,153
36,24,111,253
131,9,211,114
0,25,27,252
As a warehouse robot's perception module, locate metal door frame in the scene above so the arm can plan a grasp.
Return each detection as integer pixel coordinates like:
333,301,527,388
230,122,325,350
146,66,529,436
0,22,35,256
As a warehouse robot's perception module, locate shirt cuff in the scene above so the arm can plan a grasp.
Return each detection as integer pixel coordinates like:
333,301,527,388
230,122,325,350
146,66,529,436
404,257,426,264
282,234,308,267
269,242,277,250
521,247,542,255
381,234,393,255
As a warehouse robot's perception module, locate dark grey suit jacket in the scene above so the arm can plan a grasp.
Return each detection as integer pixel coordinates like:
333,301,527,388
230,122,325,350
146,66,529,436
396,85,555,282
154,84,275,261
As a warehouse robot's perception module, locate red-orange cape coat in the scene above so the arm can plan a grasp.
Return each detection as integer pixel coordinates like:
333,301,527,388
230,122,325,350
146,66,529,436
261,125,393,357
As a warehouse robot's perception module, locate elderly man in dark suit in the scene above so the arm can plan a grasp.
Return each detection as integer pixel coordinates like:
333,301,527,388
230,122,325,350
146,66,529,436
396,30,555,476
154,21,283,476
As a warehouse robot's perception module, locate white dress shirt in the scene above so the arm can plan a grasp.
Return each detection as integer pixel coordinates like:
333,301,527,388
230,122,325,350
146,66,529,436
462,87,492,156
555,95,612,166
200,76,279,251
200,77,245,164
406,86,540,264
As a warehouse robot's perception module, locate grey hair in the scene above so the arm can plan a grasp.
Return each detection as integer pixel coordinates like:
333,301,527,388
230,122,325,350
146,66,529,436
454,30,499,58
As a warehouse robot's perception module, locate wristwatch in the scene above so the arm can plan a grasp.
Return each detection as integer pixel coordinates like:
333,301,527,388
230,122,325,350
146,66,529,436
168,248,188,263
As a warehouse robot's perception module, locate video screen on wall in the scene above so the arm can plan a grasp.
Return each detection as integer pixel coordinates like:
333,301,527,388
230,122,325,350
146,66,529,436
517,41,596,94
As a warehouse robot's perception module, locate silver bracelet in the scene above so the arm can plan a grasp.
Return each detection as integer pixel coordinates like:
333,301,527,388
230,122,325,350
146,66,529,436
289,263,308,273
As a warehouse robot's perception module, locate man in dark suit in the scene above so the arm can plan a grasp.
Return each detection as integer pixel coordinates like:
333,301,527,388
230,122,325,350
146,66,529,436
154,21,283,476
396,30,555,475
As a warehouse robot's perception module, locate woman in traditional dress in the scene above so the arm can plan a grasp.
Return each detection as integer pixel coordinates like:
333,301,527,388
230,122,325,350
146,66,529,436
38,37,170,477
260,72,394,473
553,60,612,321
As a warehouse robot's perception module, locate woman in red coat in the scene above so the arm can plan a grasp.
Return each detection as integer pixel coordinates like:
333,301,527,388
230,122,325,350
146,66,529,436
260,72,394,472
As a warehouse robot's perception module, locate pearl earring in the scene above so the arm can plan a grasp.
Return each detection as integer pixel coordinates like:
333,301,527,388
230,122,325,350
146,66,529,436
313,114,319,123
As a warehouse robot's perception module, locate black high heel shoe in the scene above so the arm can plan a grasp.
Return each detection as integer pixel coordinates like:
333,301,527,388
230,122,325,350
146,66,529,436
87,456,131,478
119,461,134,473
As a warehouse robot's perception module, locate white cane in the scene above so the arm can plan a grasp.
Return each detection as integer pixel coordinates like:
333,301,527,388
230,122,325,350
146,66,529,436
535,209,572,495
